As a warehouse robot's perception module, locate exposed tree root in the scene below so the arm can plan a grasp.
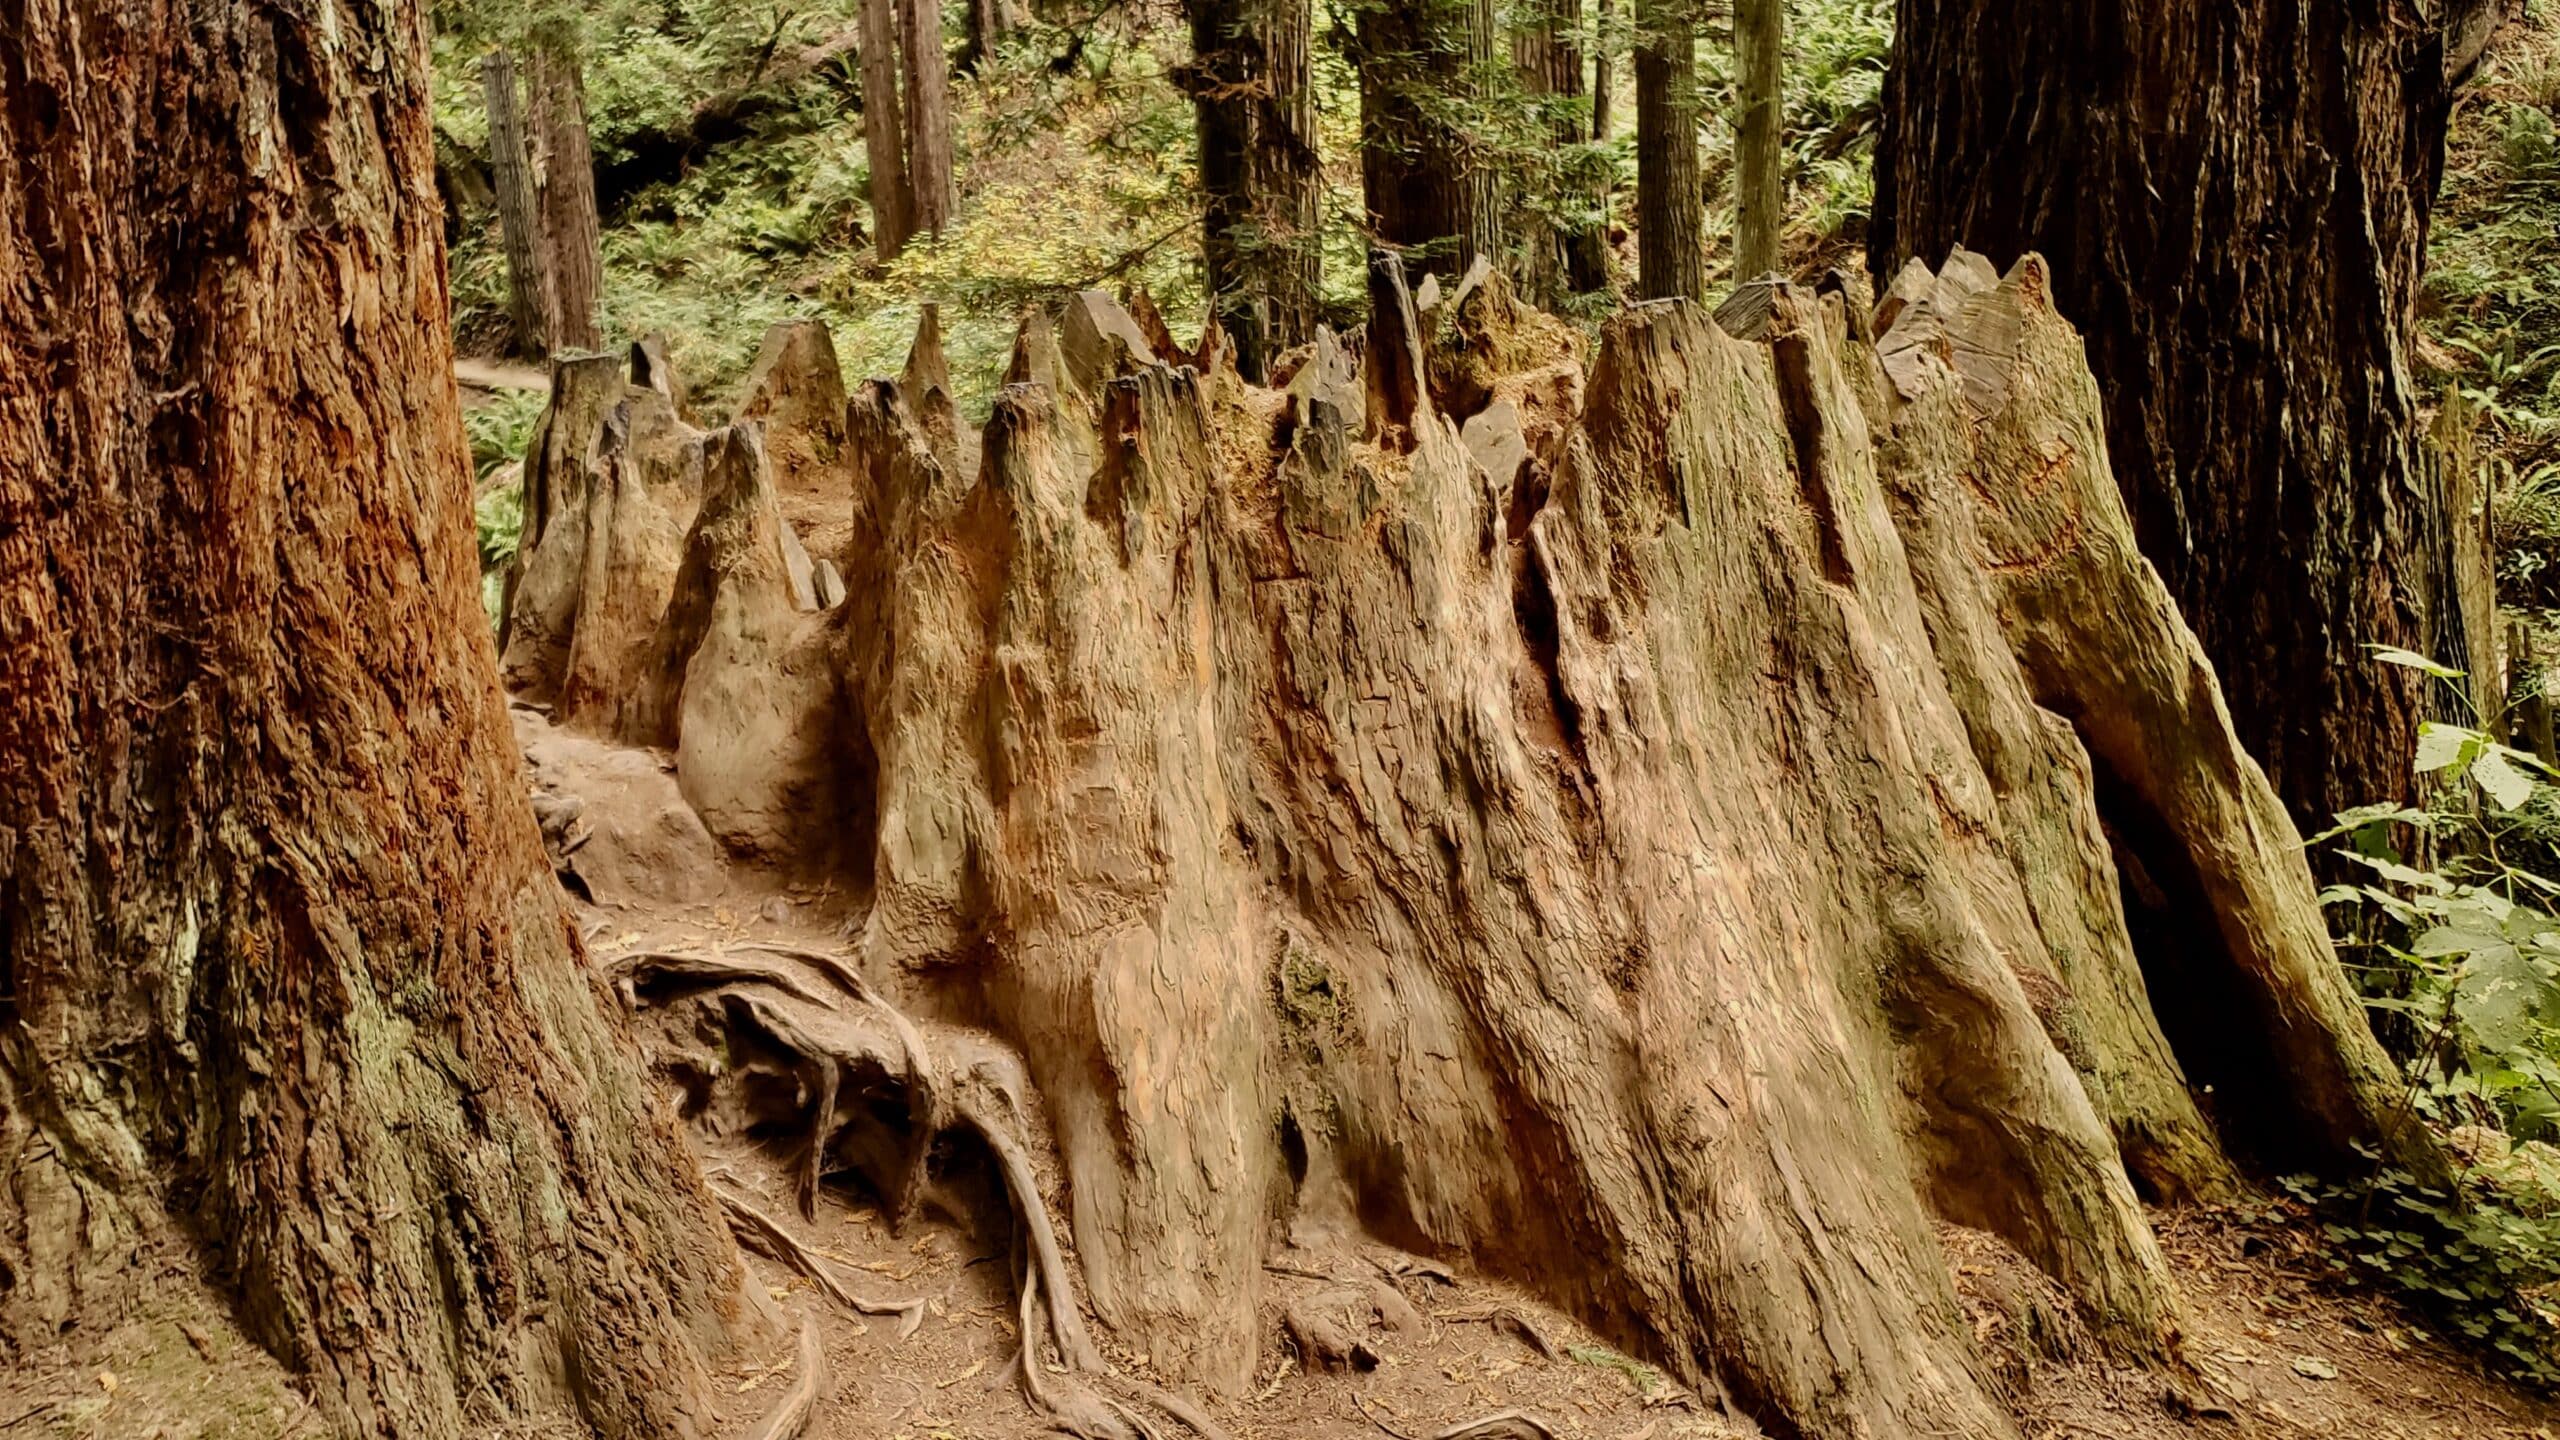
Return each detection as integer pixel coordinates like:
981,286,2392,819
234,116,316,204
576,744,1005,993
743,1317,828,1440
716,1186,927,1338
627,943,1228,1438
1432,1307,1559,1362
1433,1411,1558,1440
605,947,836,1007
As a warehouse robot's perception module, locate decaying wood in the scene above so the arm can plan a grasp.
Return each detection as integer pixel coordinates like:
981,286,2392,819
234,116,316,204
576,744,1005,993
513,253,2434,1438
596,26,864,213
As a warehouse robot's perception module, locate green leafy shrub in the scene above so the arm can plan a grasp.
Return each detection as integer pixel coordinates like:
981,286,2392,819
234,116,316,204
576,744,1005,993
2309,648,2560,1381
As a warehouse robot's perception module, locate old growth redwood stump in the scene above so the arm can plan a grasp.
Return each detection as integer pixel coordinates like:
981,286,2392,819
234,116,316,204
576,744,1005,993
503,256,2423,1439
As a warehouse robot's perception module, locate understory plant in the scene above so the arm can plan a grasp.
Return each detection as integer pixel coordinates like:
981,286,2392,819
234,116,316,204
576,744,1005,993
2305,646,2560,1382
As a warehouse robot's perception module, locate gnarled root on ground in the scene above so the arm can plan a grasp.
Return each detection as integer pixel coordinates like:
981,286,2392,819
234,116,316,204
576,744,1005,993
619,941,1227,1440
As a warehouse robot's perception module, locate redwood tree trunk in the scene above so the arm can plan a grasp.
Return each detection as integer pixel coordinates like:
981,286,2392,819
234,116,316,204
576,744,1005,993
1633,0,1703,298
1731,0,1781,277
0,2,737,1434
1357,0,1503,271
483,48,558,354
1592,0,1615,140
1874,0,2464,831
1187,0,1323,379
901,0,956,237
1513,0,1612,299
862,0,916,259
532,33,606,352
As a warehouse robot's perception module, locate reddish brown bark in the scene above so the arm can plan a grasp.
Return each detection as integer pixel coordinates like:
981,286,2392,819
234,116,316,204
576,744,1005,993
1874,0,2468,832
1186,0,1323,379
0,1,736,1432
1357,0,1503,270
1632,0,1703,298
532,33,605,351
901,0,956,237
861,0,916,258
484,47,558,354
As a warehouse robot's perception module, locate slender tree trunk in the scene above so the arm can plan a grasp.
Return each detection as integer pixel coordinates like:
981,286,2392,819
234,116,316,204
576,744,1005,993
1357,0,1503,272
1187,0,1323,378
964,0,1024,67
1874,0,2465,833
0,0,738,1432
1731,0,1781,278
862,0,916,259
531,34,605,351
901,0,956,237
1592,0,1614,140
483,48,558,354
1513,0,1611,299
1632,0,1703,298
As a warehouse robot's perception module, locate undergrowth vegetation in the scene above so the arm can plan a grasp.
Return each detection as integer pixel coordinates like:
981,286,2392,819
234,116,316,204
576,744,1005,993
434,0,1890,419
2432,5,2560,601
2309,648,2560,1382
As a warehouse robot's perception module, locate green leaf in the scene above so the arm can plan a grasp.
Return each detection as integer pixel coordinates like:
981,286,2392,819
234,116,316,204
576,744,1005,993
2372,645,2464,680
2338,850,2454,894
2413,924,2504,958
2417,720,2483,775
2473,747,2537,810
2456,942,2544,1053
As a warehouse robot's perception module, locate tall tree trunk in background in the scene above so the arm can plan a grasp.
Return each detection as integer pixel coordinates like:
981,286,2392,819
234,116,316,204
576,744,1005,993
1358,0,1503,272
1592,0,1614,140
1875,0,2465,833
1632,0,1703,298
1187,0,1323,380
1514,0,1612,300
0,0,739,1432
862,0,917,258
1731,0,1781,277
902,0,956,237
484,48,558,354
531,32,605,351
964,0,1025,68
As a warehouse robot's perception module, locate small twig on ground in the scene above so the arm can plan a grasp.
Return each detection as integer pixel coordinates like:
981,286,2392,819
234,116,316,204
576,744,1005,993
1349,1390,1418,1440
1431,1305,1559,1361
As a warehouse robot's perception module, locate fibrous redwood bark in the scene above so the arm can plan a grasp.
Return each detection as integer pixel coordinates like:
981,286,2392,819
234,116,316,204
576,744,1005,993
860,0,916,259
0,1,737,1435
901,0,956,238
1632,0,1703,298
509,260,2427,1439
1874,0,2469,833
1512,0,1612,300
1184,0,1324,380
484,48,559,354
1731,0,1781,277
532,30,606,352
1357,0,1504,270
